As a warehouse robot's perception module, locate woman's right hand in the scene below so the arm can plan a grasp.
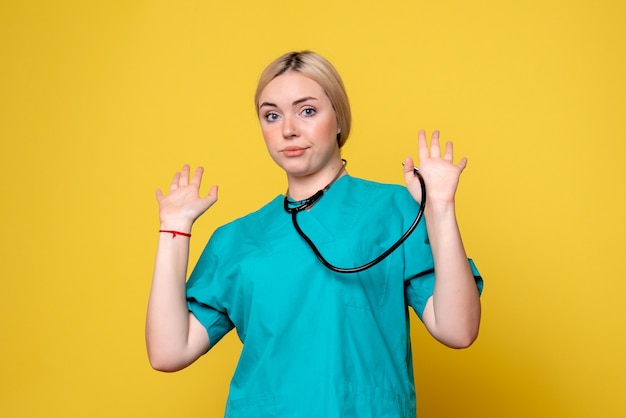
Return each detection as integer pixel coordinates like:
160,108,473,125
155,165,218,230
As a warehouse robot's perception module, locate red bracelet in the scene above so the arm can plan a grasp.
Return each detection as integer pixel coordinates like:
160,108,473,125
159,230,192,238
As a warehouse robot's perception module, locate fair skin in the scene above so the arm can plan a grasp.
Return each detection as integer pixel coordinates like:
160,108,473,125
404,131,481,348
258,72,345,200
145,71,480,372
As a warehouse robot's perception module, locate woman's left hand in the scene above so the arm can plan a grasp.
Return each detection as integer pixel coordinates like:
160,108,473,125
403,130,467,208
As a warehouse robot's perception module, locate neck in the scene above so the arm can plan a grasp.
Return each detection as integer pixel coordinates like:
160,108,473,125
286,159,347,201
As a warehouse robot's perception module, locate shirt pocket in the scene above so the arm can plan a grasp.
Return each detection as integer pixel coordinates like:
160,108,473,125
331,242,392,311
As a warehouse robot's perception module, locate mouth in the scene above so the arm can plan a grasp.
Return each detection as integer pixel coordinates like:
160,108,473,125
280,146,309,157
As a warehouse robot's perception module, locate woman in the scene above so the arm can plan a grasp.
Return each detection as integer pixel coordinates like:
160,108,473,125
146,51,483,417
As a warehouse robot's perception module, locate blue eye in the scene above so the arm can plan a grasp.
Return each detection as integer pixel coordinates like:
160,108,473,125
301,108,316,117
265,112,279,122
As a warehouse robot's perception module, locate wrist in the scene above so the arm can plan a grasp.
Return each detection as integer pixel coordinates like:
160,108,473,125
159,229,192,238
425,199,456,217
158,220,193,234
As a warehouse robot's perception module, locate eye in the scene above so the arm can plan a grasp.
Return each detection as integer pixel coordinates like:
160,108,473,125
264,112,279,122
301,107,316,117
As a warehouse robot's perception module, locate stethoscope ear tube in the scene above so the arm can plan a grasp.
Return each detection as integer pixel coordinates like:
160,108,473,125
291,168,426,274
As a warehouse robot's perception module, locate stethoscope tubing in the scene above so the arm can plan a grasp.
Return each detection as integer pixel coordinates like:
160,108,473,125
287,167,426,274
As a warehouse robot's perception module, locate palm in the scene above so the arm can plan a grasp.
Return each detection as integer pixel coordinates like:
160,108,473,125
404,130,466,207
156,165,218,226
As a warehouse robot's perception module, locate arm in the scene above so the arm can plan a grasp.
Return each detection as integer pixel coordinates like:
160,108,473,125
404,130,481,349
146,165,218,371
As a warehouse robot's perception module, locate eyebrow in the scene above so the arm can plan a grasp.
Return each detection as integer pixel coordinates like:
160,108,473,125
259,96,318,110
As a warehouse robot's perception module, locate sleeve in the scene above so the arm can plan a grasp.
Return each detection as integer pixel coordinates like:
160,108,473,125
186,228,236,349
405,258,484,321
398,188,484,320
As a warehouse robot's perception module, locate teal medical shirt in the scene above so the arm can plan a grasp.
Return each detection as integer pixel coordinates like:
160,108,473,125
187,176,483,417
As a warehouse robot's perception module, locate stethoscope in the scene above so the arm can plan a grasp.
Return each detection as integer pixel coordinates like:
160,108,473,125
283,160,426,274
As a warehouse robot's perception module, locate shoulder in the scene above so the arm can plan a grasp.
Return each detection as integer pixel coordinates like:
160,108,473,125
214,195,284,236
337,176,416,206
205,195,288,255
347,176,405,191
191,195,287,276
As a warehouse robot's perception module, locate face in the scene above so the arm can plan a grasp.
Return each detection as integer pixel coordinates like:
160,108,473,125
257,72,341,180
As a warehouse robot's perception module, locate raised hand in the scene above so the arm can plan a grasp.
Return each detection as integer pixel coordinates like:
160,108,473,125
403,130,467,208
147,165,216,371
155,165,218,230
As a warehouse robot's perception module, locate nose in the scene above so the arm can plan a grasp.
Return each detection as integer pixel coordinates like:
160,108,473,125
282,115,299,138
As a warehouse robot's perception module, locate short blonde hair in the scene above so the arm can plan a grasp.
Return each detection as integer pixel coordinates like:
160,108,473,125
254,51,352,148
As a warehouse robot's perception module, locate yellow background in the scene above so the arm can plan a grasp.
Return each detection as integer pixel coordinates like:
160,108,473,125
1,1,624,417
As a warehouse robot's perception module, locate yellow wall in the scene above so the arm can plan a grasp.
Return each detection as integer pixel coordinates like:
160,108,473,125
1,1,624,417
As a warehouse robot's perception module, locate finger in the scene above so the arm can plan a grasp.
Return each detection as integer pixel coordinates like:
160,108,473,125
403,156,416,175
179,164,190,186
190,166,204,187
430,130,441,157
417,130,428,160
457,157,468,172
169,172,181,191
155,188,164,201
443,141,454,162
205,185,219,203
402,156,423,203
199,185,219,211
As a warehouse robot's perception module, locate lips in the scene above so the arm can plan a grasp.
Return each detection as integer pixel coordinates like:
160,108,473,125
281,146,308,157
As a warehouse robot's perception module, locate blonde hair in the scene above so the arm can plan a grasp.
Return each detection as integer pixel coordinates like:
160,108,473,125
254,51,352,148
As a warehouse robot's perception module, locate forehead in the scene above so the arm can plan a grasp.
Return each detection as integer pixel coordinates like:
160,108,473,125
259,72,328,104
